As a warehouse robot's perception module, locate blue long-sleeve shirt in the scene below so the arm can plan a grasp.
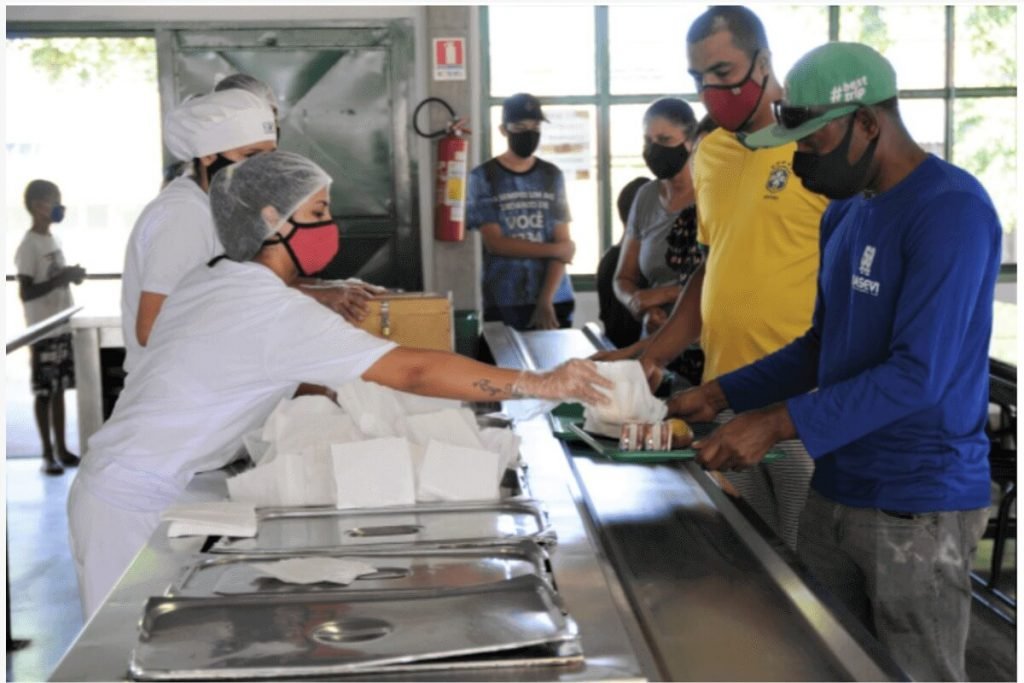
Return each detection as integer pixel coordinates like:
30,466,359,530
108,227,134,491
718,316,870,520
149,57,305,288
718,155,1001,512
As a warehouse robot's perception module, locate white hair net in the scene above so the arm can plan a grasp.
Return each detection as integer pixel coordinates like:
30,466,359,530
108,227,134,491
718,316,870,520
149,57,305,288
163,89,276,161
209,151,332,262
213,73,278,114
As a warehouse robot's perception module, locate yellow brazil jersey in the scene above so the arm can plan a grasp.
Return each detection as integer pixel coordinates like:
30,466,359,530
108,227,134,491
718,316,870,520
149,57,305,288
693,127,828,382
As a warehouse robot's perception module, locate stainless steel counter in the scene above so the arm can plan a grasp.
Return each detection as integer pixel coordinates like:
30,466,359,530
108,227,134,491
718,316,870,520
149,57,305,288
49,323,904,681
483,323,906,682
49,414,655,681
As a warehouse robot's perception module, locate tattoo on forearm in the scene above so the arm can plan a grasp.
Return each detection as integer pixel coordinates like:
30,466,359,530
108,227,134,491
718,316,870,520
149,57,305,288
472,379,519,398
472,379,502,397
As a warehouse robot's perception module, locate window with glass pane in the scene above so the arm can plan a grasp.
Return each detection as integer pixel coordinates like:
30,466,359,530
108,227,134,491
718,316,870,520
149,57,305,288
894,99,947,159
954,6,1016,89
484,4,1017,281
5,37,161,276
954,97,1017,264
487,105,598,275
608,5,705,96
608,100,707,245
609,104,652,244
5,36,159,338
757,6,830,81
839,6,946,90
488,6,595,97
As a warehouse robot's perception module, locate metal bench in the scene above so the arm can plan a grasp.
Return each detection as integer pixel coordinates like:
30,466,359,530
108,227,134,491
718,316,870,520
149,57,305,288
971,358,1016,624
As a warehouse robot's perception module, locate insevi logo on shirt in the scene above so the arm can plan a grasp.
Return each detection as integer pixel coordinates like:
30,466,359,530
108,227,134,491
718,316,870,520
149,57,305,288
852,244,880,296
859,245,876,276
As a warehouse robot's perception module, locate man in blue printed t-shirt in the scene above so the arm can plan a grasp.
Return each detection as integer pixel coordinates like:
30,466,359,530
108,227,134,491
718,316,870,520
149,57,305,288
466,93,576,330
668,43,1000,682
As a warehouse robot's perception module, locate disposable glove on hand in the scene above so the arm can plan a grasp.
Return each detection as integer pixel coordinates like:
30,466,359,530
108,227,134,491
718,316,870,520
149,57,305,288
512,358,614,406
303,279,387,323
583,360,666,435
335,280,387,323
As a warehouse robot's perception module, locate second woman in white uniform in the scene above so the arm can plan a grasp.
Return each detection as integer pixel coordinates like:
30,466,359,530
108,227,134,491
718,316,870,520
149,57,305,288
120,89,278,374
69,150,612,618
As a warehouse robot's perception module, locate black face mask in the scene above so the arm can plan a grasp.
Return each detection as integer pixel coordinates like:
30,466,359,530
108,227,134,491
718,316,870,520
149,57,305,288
643,141,690,180
205,154,237,183
508,130,540,159
792,114,878,199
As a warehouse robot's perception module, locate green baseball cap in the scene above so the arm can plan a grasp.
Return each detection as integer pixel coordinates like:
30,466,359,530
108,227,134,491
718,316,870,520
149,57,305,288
743,42,898,149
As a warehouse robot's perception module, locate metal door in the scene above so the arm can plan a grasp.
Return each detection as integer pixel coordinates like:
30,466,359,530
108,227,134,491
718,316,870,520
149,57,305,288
156,24,421,289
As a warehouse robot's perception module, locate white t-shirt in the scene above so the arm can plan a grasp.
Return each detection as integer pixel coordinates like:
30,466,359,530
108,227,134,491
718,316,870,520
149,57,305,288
120,176,221,373
80,260,397,509
14,230,74,337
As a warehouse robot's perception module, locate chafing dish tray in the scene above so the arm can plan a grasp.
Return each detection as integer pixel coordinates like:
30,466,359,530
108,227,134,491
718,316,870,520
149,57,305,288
129,575,580,680
209,499,556,554
167,541,552,597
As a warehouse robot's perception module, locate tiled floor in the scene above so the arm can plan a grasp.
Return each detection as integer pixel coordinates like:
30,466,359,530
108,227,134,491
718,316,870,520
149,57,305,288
6,459,83,683
7,299,85,682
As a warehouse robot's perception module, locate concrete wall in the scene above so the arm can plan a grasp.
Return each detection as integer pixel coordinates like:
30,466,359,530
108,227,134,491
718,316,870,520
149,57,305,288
421,6,482,313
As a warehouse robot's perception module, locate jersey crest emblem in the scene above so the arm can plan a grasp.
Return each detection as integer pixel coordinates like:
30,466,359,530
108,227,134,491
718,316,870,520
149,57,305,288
765,163,790,193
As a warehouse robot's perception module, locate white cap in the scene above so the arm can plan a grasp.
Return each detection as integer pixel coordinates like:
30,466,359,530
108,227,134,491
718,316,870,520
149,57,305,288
163,89,276,161
213,73,278,114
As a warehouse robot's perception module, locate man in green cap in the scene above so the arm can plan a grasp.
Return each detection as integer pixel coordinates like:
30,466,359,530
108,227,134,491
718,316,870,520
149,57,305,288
668,42,1000,681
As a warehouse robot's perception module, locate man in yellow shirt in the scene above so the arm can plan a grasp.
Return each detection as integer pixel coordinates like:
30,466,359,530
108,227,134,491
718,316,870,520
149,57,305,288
603,6,827,550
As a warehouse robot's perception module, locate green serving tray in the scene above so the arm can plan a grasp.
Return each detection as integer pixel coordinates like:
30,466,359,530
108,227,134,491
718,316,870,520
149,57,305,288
564,422,785,464
552,402,718,446
549,402,585,439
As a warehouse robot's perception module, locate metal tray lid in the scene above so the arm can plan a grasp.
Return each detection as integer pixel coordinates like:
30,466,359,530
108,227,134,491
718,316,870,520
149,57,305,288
327,639,585,678
166,540,552,597
209,499,556,555
130,575,578,681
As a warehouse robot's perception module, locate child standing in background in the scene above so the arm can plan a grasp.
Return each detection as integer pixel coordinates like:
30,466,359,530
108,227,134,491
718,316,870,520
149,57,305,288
15,179,86,474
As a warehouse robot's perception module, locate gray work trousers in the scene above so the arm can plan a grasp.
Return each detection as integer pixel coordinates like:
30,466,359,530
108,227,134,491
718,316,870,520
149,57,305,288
798,489,990,682
718,410,814,551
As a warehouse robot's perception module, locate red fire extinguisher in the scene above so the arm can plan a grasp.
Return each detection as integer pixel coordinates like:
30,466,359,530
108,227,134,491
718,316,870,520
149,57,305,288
414,98,471,242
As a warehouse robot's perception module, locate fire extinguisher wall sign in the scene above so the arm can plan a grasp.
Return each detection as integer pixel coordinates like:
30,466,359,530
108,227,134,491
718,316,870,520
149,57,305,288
414,97,471,242
433,38,466,81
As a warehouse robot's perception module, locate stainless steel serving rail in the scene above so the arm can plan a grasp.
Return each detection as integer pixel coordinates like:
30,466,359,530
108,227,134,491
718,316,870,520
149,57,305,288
482,322,907,681
6,305,83,355
6,304,83,653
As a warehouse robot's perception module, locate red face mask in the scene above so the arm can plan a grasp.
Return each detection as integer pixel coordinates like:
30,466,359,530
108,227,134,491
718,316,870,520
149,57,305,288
699,50,767,132
265,218,339,276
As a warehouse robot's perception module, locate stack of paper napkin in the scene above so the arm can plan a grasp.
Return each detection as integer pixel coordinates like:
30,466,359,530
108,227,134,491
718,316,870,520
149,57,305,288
162,502,257,538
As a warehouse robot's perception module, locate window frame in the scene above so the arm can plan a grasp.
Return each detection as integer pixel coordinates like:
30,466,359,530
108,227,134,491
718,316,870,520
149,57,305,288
480,5,1018,288
5,28,160,282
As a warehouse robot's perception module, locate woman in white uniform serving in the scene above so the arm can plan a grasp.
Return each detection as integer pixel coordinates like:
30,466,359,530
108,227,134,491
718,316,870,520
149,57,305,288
68,151,612,618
